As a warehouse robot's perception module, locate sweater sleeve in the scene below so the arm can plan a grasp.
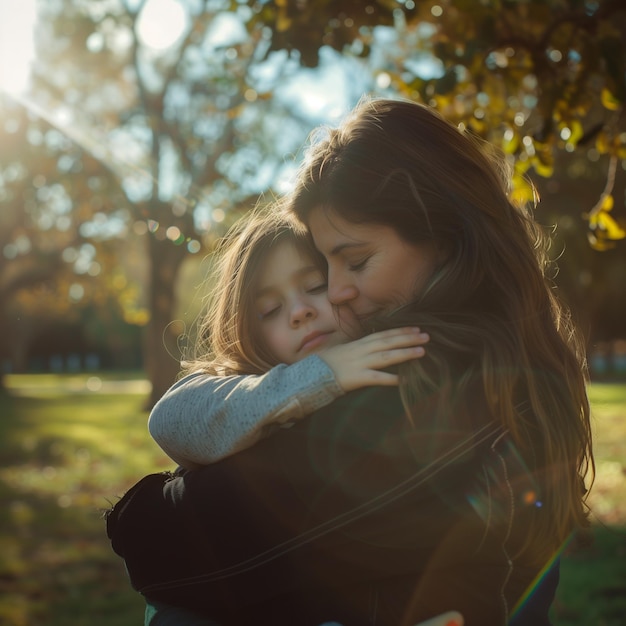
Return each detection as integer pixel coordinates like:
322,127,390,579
148,355,344,468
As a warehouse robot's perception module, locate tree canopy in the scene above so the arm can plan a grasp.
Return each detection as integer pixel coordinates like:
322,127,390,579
1,0,625,397
249,0,626,248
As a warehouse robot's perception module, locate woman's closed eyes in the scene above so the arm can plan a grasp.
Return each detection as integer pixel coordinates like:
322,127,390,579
347,257,371,272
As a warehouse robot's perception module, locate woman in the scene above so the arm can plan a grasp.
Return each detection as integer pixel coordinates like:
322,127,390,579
107,98,593,625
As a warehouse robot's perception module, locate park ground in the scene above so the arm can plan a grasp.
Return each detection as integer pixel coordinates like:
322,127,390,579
0,373,625,626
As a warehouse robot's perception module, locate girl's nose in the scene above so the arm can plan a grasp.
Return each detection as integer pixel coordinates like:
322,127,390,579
290,300,317,326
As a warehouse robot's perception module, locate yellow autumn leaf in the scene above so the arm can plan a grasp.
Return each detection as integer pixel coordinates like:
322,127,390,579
532,156,554,178
600,194,614,212
470,118,486,134
124,308,150,326
587,232,615,251
568,120,584,145
502,133,519,155
514,158,531,175
596,131,611,154
590,210,626,240
601,87,621,111
511,175,536,205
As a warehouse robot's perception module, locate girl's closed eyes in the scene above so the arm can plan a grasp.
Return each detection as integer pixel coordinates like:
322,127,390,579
304,280,327,294
258,304,280,320
256,270,327,321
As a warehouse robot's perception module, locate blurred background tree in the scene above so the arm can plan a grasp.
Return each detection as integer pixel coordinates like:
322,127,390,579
0,99,134,388
1,0,624,403
2,0,319,403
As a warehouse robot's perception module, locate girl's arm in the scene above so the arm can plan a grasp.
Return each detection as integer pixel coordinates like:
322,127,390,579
148,355,342,469
149,327,428,469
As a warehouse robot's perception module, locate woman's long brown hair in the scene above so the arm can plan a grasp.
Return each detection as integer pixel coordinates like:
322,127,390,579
288,97,594,563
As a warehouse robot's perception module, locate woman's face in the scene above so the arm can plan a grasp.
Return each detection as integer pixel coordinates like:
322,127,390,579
308,207,440,324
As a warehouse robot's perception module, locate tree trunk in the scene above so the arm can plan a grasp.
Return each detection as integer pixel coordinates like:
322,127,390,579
143,232,188,409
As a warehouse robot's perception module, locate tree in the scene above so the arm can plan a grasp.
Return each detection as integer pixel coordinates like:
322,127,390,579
11,0,314,404
4,0,625,400
0,94,129,388
246,0,626,249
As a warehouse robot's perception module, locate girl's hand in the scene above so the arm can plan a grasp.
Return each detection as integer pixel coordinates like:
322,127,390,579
319,327,429,392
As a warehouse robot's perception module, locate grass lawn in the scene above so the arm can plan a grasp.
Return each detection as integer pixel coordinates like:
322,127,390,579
549,383,626,626
0,373,172,626
0,373,625,625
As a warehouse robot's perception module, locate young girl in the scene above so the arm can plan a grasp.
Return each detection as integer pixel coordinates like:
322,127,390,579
148,205,429,469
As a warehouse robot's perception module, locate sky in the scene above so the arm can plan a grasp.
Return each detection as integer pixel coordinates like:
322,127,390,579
0,0,195,96
0,0,37,95
0,0,357,118
0,0,361,193
0,0,362,236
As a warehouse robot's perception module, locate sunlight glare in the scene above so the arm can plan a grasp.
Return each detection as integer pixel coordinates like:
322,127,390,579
0,0,36,94
136,0,188,51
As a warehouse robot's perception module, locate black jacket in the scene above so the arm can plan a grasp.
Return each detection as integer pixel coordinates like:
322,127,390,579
107,386,556,626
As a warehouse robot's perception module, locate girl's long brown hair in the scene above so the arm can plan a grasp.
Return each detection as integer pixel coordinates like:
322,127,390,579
182,203,323,376
288,97,593,563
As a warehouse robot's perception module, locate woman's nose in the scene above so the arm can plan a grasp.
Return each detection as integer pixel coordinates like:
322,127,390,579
290,300,317,326
327,273,358,306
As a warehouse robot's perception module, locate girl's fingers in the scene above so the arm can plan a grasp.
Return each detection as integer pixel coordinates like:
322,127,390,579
365,370,399,386
376,326,422,336
358,327,422,345
367,330,429,350
367,346,425,367
318,328,429,392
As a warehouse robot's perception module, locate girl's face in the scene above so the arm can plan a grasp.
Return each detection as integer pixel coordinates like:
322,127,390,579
308,208,440,324
253,239,355,365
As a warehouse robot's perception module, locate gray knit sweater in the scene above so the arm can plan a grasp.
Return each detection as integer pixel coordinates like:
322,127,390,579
148,355,344,469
